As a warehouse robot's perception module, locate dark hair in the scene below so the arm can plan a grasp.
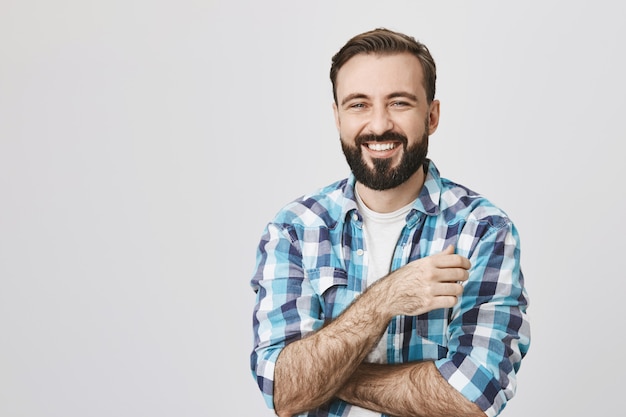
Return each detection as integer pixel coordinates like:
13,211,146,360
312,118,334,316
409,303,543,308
330,28,437,104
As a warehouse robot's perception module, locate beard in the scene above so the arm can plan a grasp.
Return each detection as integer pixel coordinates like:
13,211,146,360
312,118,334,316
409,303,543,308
340,130,429,191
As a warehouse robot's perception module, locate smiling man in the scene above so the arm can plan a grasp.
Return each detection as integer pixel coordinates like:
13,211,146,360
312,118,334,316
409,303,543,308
250,28,530,417
335,52,434,211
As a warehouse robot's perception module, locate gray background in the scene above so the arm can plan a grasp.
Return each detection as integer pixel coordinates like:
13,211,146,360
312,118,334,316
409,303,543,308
1,0,624,416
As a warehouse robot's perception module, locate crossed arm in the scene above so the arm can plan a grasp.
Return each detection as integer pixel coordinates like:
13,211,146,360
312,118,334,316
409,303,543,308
273,246,485,417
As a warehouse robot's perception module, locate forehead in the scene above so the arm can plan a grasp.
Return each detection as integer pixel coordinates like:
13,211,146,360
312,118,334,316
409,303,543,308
335,52,425,98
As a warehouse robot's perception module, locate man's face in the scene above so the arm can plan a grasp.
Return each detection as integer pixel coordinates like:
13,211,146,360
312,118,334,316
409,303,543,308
333,53,439,191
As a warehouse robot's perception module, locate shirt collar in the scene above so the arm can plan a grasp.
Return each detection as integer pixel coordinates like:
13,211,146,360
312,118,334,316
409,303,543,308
342,159,442,223
414,159,442,216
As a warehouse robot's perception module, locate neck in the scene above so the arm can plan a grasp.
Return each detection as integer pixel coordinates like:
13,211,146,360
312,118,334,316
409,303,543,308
356,167,426,213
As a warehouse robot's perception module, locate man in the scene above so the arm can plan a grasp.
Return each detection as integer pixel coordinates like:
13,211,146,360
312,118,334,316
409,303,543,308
250,28,530,417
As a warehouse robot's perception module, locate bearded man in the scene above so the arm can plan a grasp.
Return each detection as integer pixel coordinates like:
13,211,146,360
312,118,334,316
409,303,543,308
250,27,530,417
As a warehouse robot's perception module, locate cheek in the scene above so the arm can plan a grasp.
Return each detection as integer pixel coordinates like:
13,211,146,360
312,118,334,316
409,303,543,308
401,117,429,138
337,123,355,141
338,116,367,138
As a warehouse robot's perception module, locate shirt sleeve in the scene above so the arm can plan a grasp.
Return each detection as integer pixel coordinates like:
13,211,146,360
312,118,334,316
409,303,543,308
249,221,324,410
434,219,531,417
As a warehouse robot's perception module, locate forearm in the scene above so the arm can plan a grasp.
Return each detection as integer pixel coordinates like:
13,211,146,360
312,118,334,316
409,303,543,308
270,246,472,416
274,286,391,417
337,361,485,417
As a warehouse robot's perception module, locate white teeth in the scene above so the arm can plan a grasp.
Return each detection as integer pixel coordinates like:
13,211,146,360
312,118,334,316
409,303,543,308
367,143,395,151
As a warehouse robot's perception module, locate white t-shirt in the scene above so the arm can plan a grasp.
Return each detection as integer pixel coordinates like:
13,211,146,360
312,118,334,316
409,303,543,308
348,189,412,416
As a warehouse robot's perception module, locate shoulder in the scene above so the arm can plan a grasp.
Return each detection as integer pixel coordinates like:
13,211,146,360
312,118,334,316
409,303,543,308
439,177,513,231
271,178,354,230
423,161,512,229
437,177,522,261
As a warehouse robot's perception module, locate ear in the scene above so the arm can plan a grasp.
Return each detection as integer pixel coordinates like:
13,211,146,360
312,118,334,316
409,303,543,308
428,100,440,135
332,102,340,131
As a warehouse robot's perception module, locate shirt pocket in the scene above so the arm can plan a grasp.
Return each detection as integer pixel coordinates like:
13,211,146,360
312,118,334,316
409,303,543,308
403,312,449,361
306,266,349,321
407,335,449,361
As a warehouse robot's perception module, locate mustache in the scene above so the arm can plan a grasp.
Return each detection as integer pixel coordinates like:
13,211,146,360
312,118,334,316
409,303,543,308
355,131,408,147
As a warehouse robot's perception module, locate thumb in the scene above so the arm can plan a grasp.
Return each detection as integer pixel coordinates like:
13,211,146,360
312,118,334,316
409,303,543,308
441,245,455,255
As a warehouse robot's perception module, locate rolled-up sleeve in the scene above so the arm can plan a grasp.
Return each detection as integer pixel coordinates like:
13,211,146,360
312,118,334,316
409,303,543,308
435,220,531,417
250,222,324,410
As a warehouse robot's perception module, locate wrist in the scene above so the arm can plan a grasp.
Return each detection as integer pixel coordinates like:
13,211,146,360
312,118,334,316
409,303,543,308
360,277,393,322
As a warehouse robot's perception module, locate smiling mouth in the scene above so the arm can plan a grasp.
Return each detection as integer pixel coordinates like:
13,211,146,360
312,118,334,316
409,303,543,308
366,142,398,151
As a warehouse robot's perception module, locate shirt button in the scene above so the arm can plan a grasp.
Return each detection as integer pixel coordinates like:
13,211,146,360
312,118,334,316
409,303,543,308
352,214,359,221
356,249,364,256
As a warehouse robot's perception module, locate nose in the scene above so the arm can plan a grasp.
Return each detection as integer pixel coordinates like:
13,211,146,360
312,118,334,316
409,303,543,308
366,106,394,135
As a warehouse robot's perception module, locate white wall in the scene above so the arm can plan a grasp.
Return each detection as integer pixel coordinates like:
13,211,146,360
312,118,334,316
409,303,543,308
1,1,624,415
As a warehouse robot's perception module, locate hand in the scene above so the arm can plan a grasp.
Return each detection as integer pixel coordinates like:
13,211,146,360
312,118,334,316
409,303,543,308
373,245,470,318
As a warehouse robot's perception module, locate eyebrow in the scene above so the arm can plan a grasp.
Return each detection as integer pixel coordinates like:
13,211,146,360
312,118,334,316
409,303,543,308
340,91,419,106
340,93,368,106
387,91,419,102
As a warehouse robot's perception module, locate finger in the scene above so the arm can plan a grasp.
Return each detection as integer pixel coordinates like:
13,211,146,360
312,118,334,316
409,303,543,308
441,245,455,255
437,282,465,297
433,250,471,270
440,267,470,283
430,295,460,310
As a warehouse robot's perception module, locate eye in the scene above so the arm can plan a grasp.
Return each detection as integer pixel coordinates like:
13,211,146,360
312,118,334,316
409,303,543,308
391,101,409,107
344,102,368,112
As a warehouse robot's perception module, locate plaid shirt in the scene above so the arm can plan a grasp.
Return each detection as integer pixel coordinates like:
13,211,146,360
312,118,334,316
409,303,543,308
250,160,530,417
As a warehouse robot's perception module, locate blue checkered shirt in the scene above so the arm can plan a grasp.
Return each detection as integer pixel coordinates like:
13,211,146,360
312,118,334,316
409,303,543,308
250,160,530,417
